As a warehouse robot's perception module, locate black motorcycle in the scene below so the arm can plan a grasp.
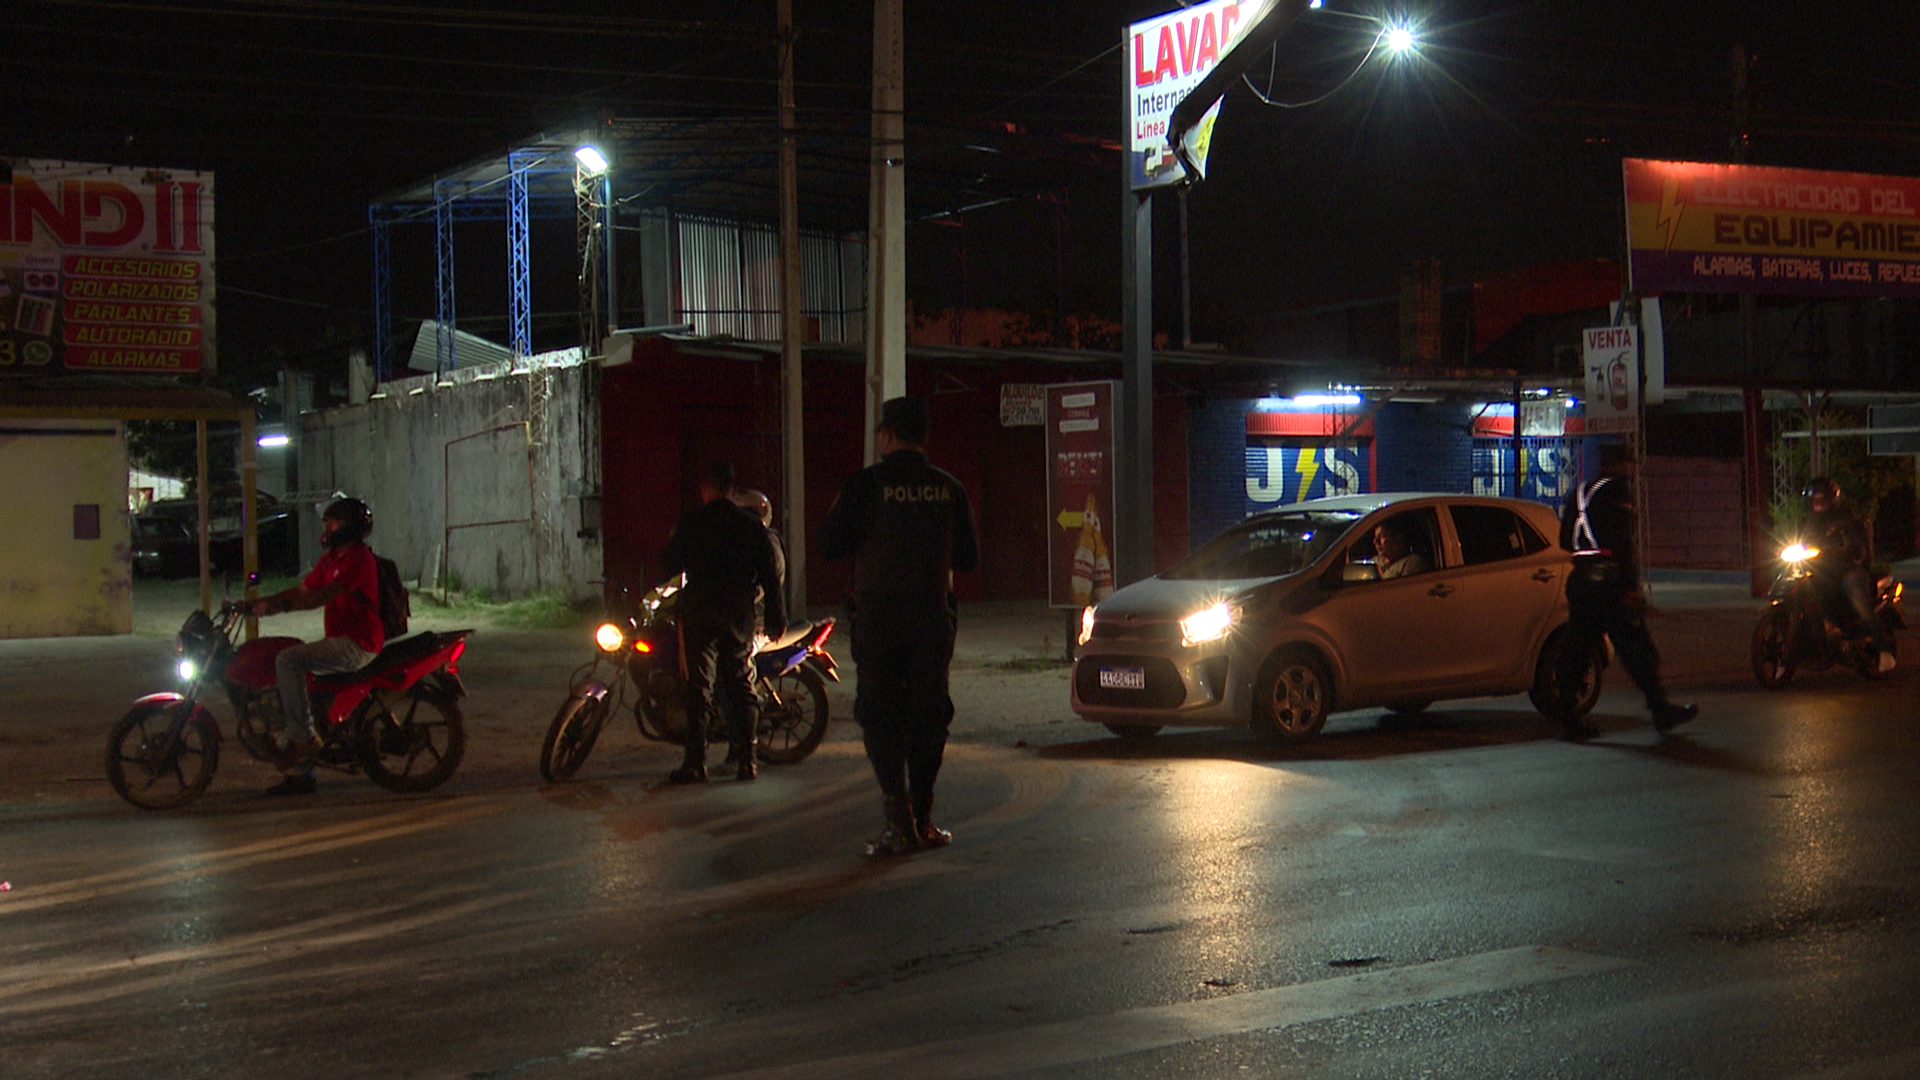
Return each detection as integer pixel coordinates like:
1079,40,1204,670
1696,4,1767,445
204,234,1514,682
539,576,838,782
1751,542,1905,688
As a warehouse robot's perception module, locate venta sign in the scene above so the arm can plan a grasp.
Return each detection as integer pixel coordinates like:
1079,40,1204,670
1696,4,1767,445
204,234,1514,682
0,159,217,377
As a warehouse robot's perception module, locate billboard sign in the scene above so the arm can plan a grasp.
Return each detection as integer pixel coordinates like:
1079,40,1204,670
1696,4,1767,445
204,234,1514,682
1624,158,1920,299
1128,0,1273,190
1244,442,1369,515
1581,326,1639,434
1046,381,1119,608
1,159,216,377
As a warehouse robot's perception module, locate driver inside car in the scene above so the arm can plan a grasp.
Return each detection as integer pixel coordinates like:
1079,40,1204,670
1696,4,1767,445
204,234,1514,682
1372,520,1433,579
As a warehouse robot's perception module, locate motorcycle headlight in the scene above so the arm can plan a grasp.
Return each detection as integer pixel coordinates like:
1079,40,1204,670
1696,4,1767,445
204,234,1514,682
178,659,198,682
1078,606,1096,648
1180,602,1239,648
594,622,627,653
1781,543,1819,564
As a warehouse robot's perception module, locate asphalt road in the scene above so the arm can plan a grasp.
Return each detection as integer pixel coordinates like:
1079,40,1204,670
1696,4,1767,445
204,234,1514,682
4,581,1918,1080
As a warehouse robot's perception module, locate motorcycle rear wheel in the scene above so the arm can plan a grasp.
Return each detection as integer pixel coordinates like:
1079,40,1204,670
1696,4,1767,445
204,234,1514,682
360,689,465,793
757,666,829,764
1751,611,1796,689
540,693,611,783
106,702,220,810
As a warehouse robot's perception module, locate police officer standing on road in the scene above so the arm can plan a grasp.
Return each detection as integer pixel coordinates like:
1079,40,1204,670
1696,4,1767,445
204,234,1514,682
819,396,980,855
661,461,786,784
1554,442,1698,741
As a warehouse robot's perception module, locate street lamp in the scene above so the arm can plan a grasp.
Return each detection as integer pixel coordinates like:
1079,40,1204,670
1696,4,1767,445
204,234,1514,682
574,145,609,176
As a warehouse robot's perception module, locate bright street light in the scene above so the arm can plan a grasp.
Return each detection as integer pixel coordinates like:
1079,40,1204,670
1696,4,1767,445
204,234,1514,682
574,145,609,176
1384,24,1417,54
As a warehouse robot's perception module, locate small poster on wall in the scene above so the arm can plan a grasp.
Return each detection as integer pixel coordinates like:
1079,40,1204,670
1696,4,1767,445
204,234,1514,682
1046,381,1119,608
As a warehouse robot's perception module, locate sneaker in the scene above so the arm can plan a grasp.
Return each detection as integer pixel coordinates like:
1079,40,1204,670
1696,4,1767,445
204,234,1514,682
1878,651,1898,674
863,825,922,857
1651,702,1699,733
917,823,953,849
277,734,323,769
668,763,708,785
262,773,317,797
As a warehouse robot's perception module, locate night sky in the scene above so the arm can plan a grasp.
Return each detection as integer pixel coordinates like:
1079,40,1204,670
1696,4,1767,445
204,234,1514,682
6,1,1917,381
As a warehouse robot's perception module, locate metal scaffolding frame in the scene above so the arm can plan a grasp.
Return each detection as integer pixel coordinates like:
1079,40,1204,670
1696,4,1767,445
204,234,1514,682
366,139,580,380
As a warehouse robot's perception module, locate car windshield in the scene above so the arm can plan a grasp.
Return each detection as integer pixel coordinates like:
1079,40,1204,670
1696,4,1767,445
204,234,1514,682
1161,511,1365,581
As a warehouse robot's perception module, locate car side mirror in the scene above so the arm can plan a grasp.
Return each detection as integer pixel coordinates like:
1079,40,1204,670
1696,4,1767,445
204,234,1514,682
1340,562,1379,583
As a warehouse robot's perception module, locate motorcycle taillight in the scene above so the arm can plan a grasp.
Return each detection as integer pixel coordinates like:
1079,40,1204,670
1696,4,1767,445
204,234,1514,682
810,621,835,649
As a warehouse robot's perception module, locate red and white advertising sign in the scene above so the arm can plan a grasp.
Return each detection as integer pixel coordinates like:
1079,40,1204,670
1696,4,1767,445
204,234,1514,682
1127,0,1276,190
1581,326,1639,434
1,159,216,377
1046,381,1120,609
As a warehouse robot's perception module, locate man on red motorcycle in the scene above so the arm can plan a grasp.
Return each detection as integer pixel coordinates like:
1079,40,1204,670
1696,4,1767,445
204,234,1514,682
249,497,386,795
1803,477,1895,672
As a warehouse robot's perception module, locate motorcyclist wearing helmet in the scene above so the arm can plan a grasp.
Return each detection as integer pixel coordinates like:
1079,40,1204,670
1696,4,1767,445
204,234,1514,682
1802,477,1895,671
249,496,387,795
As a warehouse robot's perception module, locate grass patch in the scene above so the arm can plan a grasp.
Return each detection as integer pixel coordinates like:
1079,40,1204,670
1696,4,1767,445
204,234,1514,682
413,588,596,630
992,656,1075,672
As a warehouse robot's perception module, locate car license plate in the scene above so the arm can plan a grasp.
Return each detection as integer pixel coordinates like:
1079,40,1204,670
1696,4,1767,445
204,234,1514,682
1099,666,1146,690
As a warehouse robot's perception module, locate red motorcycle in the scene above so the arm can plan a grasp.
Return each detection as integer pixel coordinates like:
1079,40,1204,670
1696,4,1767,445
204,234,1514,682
106,600,472,809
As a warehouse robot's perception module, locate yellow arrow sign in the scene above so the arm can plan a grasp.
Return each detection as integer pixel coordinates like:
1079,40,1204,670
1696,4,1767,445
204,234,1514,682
1056,509,1084,531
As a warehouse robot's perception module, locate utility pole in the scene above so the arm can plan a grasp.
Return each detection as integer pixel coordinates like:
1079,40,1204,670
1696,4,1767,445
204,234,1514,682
777,0,808,614
864,0,906,464
1734,40,1769,596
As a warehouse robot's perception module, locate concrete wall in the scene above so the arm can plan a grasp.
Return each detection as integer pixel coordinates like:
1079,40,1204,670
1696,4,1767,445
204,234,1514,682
0,420,131,637
296,359,600,601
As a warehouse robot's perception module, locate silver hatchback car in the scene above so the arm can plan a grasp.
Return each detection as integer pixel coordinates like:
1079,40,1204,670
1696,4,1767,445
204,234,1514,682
1070,493,1602,741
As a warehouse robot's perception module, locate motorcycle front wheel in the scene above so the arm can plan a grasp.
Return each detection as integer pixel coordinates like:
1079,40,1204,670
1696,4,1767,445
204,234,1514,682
106,702,220,810
540,693,612,783
1751,610,1796,689
757,665,830,764
360,688,466,793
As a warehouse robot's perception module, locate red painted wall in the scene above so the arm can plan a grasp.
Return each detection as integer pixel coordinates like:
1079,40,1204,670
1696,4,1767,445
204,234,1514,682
598,343,1189,608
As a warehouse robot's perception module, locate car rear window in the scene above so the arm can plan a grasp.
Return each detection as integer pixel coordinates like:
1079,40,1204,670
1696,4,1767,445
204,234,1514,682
1450,505,1548,565
1163,511,1363,580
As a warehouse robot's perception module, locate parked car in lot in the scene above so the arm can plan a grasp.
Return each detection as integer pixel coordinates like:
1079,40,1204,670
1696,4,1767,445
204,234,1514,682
131,514,199,578
1070,493,1603,742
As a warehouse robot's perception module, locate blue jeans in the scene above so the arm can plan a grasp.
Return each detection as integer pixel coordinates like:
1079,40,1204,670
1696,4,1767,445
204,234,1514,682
275,636,377,742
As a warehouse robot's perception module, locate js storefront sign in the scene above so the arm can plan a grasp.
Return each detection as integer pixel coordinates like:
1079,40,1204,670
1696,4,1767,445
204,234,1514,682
1624,158,1920,299
0,160,216,377
1046,381,1118,608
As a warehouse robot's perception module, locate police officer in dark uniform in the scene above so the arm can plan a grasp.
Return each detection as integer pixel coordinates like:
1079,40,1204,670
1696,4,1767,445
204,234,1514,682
1554,442,1698,740
818,396,980,854
660,461,786,783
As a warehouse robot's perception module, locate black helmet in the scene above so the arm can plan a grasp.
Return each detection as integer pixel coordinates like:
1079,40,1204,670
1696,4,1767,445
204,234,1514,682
1803,477,1840,503
321,496,373,546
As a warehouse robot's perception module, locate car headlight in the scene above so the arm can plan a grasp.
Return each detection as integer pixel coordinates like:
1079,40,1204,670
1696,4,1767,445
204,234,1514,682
594,622,627,652
1179,602,1239,648
178,659,198,682
1780,543,1819,564
1078,606,1095,648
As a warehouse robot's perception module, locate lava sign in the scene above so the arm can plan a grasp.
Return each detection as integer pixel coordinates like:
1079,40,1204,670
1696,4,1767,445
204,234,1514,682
1128,0,1275,189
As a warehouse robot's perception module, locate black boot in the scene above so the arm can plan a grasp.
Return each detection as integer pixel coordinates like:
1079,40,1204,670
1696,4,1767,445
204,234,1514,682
864,795,922,856
911,795,952,849
668,755,707,784
1650,701,1699,733
735,748,758,781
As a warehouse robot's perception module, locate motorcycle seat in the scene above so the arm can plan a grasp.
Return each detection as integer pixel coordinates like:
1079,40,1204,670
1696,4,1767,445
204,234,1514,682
312,631,463,689
764,620,814,650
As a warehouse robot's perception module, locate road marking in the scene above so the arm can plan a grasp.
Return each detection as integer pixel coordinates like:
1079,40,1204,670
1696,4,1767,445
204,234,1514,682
0,796,508,914
0,887,535,1014
716,945,1632,1080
